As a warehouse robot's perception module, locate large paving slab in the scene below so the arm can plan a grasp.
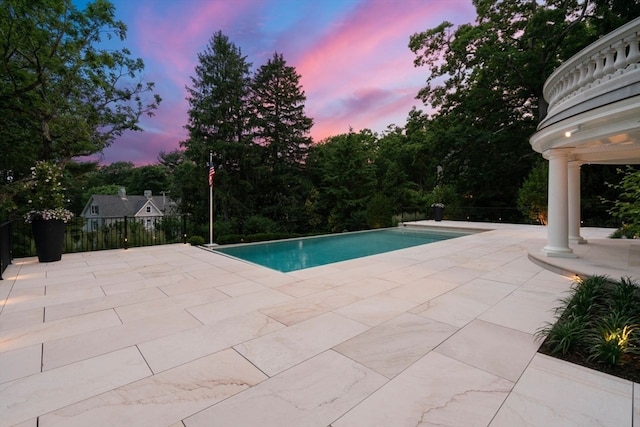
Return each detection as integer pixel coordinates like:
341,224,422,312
38,348,267,427
334,312,457,378
138,310,285,373
183,350,387,427
490,353,635,427
233,311,369,377
1,347,151,426
332,351,514,427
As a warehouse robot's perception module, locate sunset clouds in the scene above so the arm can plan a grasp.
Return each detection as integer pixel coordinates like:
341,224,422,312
80,0,476,164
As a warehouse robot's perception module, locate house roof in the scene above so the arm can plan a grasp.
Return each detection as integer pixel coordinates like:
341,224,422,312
81,195,178,218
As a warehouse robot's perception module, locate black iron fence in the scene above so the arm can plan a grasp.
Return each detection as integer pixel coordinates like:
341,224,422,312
10,215,192,260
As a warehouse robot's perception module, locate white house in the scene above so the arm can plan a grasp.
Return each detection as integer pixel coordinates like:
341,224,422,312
80,188,178,231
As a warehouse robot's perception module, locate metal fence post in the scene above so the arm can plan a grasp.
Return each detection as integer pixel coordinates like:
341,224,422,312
123,216,129,250
182,215,187,244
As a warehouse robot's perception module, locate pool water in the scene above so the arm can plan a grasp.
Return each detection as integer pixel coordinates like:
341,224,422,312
214,227,471,272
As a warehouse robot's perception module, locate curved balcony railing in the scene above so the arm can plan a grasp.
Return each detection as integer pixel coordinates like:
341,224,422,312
543,17,640,120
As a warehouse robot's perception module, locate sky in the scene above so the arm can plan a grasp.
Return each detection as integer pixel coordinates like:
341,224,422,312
78,0,477,165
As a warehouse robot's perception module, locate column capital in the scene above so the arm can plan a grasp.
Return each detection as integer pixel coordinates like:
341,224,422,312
568,160,583,168
543,147,574,160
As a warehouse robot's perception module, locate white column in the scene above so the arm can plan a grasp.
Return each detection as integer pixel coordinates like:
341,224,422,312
543,148,576,257
568,161,587,244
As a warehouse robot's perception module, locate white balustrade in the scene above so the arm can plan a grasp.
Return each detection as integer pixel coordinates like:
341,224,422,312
628,33,640,64
602,48,616,76
544,18,640,115
614,40,628,69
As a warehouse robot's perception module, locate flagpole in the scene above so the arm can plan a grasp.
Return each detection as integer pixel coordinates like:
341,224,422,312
209,150,213,246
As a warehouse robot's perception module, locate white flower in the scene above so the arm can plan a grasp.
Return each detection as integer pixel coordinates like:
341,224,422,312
23,161,73,223
24,208,74,223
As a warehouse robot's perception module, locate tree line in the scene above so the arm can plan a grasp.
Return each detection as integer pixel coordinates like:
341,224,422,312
1,0,638,240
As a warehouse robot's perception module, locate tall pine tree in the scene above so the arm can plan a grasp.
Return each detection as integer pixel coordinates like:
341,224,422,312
182,31,253,225
249,52,313,230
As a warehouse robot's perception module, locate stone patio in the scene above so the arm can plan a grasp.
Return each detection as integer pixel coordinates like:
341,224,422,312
1,222,638,426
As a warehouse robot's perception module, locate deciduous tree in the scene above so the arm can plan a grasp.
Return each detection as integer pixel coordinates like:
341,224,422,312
0,0,160,172
307,130,378,232
408,0,638,218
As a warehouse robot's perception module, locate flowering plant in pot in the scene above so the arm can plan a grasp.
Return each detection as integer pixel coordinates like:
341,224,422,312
23,161,74,262
431,203,445,221
429,184,453,222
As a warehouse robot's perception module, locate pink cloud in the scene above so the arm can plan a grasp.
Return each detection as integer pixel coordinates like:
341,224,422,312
292,0,475,140
311,87,421,141
101,0,265,164
95,0,476,164
132,1,258,88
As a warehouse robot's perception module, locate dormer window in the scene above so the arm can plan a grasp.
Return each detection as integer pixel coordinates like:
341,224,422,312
90,205,99,215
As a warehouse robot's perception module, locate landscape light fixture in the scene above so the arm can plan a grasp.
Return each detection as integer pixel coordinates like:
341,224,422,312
564,125,581,138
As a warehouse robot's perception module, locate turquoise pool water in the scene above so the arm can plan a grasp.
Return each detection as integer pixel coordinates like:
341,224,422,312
214,227,471,272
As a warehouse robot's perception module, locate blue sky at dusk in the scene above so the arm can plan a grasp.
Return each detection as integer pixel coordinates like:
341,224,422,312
76,0,476,165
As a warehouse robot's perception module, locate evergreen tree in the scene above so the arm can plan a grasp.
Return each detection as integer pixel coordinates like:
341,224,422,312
182,31,253,224
251,52,313,166
249,52,313,230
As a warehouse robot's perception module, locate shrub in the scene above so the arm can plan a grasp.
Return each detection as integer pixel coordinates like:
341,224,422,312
188,236,205,246
216,232,305,245
559,275,607,319
517,161,548,224
214,218,238,237
610,224,640,239
605,167,640,239
587,312,637,366
365,194,393,228
608,277,640,316
243,215,278,234
537,275,640,369
535,314,588,355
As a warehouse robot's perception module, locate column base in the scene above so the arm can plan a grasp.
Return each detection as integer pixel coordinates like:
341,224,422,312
542,246,578,258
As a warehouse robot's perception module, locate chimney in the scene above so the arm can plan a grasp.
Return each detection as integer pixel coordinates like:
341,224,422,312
118,187,127,199
144,190,152,199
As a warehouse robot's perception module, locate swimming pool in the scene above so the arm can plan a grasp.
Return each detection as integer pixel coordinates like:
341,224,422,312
214,227,472,272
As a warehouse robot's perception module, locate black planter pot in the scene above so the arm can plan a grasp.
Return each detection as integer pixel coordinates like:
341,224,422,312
32,219,65,262
433,206,444,222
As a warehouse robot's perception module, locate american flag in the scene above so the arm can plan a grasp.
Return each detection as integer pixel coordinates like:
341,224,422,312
208,165,215,187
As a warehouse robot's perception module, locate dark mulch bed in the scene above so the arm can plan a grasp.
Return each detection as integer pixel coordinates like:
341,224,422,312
538,342,640,383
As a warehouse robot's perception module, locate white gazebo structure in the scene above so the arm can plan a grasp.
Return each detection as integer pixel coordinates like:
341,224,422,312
530,17,640,257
